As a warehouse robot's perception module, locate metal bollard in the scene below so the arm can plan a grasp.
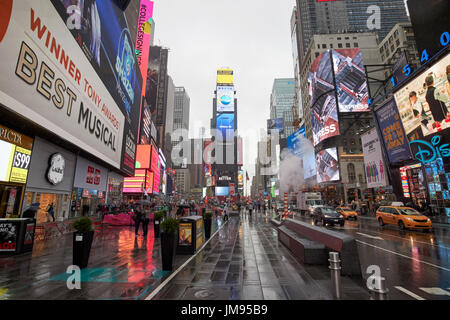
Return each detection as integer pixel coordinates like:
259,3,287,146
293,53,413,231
329,252,342,299
369,276,389,300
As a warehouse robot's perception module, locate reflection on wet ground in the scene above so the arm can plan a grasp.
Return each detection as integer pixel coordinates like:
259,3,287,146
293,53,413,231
153,211,368,300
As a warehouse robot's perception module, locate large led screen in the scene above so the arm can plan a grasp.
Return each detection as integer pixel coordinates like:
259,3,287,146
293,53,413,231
151,146,160,193
215,187,229,196
287,126,306,157
309,51,340,146
135,145,151,169
393,52,450,137
217,86,234,112
267,118,285,134
315,147,340,183
332,49,369,112
216,113,235,140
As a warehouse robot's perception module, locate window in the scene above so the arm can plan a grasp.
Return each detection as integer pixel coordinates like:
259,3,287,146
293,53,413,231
380,47,384,53
338,43,343,48
391,45,395,52
322,44,327,49
394,30,399,38
389,36,393,44
345,37,349,40
396,39,400,46
317,44,320,49
330,43,333,48
358,174,364,184
354,42,358,47
346,43,351,48
353,37,357,40
347,163,356,183
337,37,342,40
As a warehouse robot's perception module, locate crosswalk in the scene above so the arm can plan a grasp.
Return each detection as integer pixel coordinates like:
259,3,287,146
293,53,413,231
394,286,450,300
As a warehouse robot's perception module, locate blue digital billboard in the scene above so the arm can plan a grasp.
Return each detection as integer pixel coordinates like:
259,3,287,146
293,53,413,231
216,113,235,140
287,126,306,157
215,187,230,196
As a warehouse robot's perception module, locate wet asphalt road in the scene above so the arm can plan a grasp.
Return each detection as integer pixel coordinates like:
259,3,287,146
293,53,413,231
291,212,450,300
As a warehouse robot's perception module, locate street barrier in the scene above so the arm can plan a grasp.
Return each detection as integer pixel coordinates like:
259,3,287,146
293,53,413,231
277,219,362,276
329,252,342,299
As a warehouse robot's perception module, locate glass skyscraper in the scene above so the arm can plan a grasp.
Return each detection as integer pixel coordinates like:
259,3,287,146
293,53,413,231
270,79,296,139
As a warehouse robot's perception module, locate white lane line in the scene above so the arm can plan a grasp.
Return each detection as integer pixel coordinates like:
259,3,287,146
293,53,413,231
356,232,384,240
394,286,426,300
356,240,450,272
144,219,229,300
419,287,450,296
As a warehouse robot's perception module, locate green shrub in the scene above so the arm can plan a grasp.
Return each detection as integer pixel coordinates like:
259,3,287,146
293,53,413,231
160,218,179,234
203,211,213,219
154,211,164,221
72,217,93,232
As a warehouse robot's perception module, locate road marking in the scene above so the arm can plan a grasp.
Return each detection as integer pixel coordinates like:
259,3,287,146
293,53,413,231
419,287,450,296
356,240,450,272
144,219,229,300
394,286,426,300
356,232,383,240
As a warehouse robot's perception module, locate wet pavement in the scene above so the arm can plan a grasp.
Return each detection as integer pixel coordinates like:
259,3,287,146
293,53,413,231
151,211,368,300
291,212,450,300
0,219,221,300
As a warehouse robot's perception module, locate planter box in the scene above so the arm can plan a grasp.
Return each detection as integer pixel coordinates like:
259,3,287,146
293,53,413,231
154,220,161,238
73,231,94,269
204,218,212,239
161,231,177,271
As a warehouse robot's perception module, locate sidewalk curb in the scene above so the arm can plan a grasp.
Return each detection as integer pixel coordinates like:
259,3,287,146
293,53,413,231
144,218,229,300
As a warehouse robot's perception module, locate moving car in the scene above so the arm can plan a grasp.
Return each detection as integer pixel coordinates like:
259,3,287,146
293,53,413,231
337,207,358,220
376,206,432,232
312,207,345,227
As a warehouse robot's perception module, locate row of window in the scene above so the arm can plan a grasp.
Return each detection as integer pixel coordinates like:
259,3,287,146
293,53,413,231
317,42,358,50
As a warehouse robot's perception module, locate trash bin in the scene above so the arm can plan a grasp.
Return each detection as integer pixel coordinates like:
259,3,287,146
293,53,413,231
177,216,204,255
0,218,36,255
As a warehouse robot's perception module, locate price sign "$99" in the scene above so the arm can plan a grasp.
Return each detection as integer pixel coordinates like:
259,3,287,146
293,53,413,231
13,149,31,170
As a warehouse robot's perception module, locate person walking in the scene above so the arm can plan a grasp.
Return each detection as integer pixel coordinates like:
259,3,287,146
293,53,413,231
133,206,144,236
248,202,253,218
46,203,55,222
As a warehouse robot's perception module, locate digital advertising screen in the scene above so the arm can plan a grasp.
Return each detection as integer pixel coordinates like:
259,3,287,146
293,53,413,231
315,147,340,183
393,52,450,137
205,163,212,177
216,113,235,140
361,128,388,188
375,98,412,164
332,48,369,112
217,86,235,112
215,187,230,196
287,126,306,157
238,170,244,187
151,146,160,193
267,118,285,134
309,51,340,146
135,145,151,169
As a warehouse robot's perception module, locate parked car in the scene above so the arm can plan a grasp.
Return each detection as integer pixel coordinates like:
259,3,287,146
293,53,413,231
376,206,432,232
337,207,358,220
312,207,345,227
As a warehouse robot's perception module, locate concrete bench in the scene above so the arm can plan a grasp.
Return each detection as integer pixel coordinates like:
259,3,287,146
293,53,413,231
270,219,283,228
278,226,327,265
280,219,362,276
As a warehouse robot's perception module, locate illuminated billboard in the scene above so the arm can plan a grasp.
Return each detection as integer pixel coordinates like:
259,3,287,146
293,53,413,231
332,49,369,112
151,146,160,193
217,69,233,85
309,51,340,146
205,163,212,177
135,1,154,98
123,169,153,193
287,126,306,157
393,52,450,137
216,113,235,140
238,170,244,187
217,86,234,112
315,147,340,183
215,187,230,196
267,118,285,134
135,145,151,169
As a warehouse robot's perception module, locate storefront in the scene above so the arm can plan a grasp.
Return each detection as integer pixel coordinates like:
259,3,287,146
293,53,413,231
71,156,108,219
106,171,124,207
0,125,34,218
21,137,76,224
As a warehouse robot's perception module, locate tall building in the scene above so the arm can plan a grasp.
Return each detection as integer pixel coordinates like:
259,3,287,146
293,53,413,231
172,87,191,145
295,0,409,68
270,79,296,140
291,7,303,122
210,68,239,198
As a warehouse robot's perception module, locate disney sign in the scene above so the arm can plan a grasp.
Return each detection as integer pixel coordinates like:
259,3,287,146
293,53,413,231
409,136,450,165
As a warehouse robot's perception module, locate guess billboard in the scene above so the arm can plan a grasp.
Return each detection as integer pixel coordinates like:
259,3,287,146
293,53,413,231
0,1,141,175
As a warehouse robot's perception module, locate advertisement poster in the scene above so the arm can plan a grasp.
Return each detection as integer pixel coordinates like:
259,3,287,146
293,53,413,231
315,147,340,183
50,0,142,175
267,118,285,134
0,1,137,175
375,98,412,163
309,51,340,146
393,53,450,137
0,221,17,252
216,113,235,140
196,220,203,250
217,86,234,112
151,146,160,193
287,126,306,157
179,223,192,246
215,187,229,196
24,223,35,246
332,49,369,112
361,128,387,188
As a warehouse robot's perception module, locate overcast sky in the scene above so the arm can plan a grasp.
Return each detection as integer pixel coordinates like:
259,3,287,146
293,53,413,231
152,0,296,194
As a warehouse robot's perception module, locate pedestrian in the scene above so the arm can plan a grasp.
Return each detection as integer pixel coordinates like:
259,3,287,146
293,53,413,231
248,202,253,217
238,202,241,214
223,203,229,221
46,203,55,222
133,206,144,236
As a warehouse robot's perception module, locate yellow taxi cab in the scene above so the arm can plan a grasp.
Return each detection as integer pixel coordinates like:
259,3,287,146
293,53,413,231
337,207,358,220
376,206,432,232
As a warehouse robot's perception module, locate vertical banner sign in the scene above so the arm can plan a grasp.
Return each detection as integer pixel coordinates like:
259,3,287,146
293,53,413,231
135,0,154,139
375,98,411,163
361,128,388,188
